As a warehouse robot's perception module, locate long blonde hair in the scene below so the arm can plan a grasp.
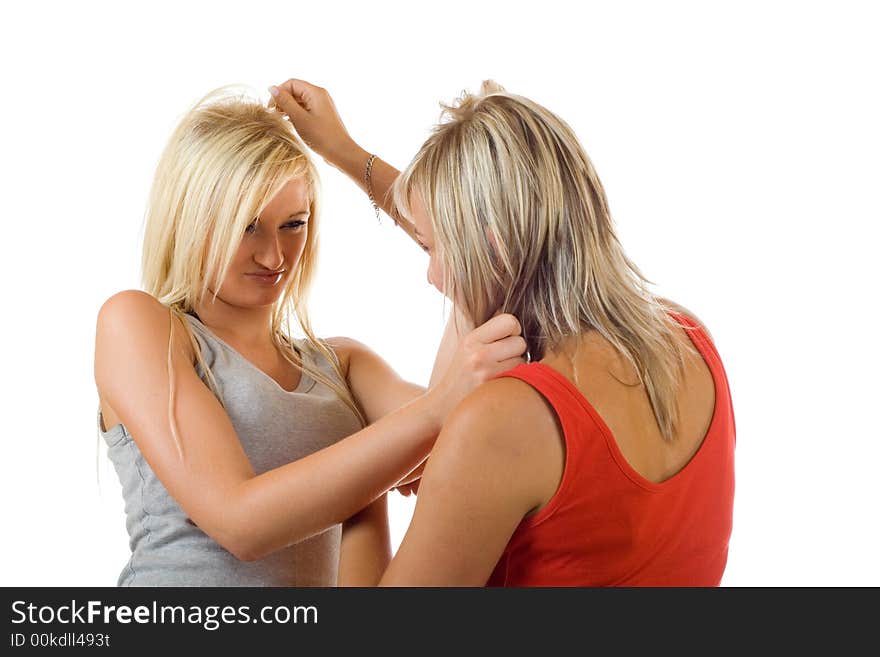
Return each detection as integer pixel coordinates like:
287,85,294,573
393,81,698,442
142,86,365,458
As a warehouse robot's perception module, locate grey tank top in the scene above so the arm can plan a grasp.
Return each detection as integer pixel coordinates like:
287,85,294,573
99,313,363,587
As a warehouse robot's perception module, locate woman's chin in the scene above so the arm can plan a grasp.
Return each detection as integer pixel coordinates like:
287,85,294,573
218,291,285,310
242,281,290,305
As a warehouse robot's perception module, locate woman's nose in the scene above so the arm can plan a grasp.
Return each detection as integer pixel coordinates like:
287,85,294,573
255,235,284,270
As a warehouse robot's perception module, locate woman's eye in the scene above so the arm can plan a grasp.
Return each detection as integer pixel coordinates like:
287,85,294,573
244,221,257,234
284,220,307,231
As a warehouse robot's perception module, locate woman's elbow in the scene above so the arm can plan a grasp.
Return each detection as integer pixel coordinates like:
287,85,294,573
199,523,258,562
202,507,268,562
220,530,274,562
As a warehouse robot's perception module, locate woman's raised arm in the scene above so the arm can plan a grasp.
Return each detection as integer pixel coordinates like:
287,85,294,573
268,80,420,244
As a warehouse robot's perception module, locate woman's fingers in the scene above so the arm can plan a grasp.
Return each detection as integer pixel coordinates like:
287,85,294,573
269,83,309,120
469,313,522,344
486,335,528,365
431,312,526,423
477,336,526,382
276,78,321,112
282,79,321,105
268,78,353,165
459,313,527,382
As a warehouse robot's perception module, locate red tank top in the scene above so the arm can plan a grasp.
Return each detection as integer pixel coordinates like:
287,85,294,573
486,313,735,586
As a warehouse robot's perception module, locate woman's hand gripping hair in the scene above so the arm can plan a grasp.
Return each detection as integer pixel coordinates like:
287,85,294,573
269,79,356,169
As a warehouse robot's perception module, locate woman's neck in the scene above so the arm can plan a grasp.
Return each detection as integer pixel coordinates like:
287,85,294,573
541,331,640,388
192,296,275,350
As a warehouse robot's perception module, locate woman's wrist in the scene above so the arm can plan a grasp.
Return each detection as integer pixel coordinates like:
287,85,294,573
325,143,405,227
326,141,370,178
415,386,447,437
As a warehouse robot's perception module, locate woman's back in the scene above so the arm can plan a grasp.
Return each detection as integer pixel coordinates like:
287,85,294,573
542,313,718,485
487,311,735,586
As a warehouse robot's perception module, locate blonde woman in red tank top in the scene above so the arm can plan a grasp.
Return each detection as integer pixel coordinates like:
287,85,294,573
269,79,735,586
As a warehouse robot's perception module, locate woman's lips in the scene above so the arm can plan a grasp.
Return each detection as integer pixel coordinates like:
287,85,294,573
245,271,284,285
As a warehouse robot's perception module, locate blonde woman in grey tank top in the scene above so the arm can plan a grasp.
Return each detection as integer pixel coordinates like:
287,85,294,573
94,88,526,586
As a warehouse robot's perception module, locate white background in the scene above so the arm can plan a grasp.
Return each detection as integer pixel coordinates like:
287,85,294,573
1,1,877,586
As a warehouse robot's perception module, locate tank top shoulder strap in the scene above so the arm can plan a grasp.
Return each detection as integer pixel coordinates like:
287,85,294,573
495,362,583,411
494,362,602,450
666,310,736,441
493,362,609,525
667,310,724,366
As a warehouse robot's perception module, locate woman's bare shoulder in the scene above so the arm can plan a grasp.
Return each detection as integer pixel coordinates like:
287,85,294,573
323,335,361,356
424,374,563,519
657,297,713,341
321,336,395,381
98,289,164,323
96,290,194,360
322,336,363,378
439,375,561,463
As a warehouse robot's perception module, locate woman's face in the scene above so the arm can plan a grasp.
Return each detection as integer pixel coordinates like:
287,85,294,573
409,192,447,296
209,176,311,308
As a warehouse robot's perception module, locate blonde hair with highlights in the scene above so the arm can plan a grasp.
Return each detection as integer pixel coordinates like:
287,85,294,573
394,81,699,442
142,86,365,458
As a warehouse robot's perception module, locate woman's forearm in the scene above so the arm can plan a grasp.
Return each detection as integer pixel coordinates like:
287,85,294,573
226,390,440,561
269,81,421,243
330,143,393,213
328,144,421,245
98,282,525,567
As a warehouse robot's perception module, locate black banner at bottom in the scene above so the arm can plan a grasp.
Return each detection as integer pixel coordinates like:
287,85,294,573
1,587,874,652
